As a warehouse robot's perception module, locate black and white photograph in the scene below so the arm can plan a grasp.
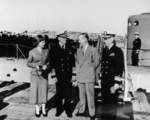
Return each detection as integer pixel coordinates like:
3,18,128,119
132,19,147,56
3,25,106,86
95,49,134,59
0,0,150,120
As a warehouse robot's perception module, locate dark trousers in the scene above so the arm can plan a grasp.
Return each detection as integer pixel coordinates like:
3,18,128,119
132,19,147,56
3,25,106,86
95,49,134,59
101,76,117,104
55,81,72,114
132,51,139,66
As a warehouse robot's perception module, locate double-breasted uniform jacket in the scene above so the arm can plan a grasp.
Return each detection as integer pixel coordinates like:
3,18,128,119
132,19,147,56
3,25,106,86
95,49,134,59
50,41,75,115
76,45,99,83
101,45,124,85
50,42,75,82
27,48,49,104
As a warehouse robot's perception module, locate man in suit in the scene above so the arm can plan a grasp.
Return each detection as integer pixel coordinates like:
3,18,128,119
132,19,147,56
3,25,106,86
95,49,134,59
101,36,124,104
131,32,141,66
50,32,75,117
76,33,99,120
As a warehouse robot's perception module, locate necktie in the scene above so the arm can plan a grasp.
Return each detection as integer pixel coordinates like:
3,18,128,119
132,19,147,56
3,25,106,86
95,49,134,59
61,45,65,49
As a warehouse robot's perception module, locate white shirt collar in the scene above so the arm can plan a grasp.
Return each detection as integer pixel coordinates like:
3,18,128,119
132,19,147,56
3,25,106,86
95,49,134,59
108,43,113,49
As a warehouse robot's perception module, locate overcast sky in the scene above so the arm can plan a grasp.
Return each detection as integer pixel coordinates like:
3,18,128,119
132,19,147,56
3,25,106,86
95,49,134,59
0,0,149,35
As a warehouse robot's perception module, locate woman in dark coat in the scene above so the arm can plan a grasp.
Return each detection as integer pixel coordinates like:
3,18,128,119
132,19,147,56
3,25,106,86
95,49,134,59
27,35,49,117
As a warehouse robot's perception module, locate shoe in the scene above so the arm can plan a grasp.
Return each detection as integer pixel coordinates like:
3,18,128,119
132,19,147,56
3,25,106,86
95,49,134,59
42,109,48,117
90,115,95,120
67,113,72,118
55,107,64,117
35,113,41,118
42,112,48,117
55,112,62,117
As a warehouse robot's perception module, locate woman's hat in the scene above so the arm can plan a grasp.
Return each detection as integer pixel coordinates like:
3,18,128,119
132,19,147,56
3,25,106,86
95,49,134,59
36,34,45,41
34,34,45,46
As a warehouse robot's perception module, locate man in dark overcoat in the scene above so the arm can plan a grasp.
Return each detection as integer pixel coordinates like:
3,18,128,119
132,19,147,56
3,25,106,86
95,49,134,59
50,32,75,117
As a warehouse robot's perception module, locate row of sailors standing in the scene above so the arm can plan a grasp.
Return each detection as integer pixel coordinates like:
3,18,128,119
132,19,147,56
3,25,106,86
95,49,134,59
27,32,124,120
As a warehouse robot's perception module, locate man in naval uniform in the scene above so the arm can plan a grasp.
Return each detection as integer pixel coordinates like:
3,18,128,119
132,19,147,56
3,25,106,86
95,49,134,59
50,32,75,117
101,36,124,104
131,32,141,66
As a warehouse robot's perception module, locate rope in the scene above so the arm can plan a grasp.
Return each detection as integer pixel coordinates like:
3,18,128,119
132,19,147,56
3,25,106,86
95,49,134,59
0,43,33,49
127,48,150,52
